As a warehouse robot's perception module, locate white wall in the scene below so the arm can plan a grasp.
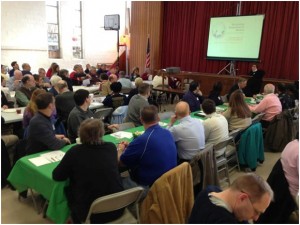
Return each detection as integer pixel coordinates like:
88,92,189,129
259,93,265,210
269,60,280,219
1,1,126,73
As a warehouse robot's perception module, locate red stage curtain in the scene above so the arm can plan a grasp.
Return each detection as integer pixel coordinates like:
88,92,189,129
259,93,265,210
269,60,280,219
161,1,299,80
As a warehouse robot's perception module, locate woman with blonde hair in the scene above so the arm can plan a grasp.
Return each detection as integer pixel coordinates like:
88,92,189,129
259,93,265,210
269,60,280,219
222,89,252,131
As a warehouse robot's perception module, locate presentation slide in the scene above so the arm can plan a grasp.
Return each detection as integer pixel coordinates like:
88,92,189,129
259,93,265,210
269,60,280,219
207,15,264,61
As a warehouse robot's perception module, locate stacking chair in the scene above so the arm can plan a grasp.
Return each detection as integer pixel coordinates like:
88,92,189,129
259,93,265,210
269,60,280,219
251,112,265,124
94,108,113,121
111,105,128,124
121,87,132,95
225,129,242,172
111,96,125,110
213,137,233,187
84,187,144,224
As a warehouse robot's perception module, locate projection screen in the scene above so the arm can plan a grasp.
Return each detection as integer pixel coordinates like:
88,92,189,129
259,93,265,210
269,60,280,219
207,15,265,61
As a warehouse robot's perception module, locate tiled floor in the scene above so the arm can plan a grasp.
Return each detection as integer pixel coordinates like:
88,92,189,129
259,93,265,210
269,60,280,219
0,103,290,223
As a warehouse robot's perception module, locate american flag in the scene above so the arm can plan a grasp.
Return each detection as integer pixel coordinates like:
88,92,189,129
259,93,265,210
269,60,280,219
145,37,150,68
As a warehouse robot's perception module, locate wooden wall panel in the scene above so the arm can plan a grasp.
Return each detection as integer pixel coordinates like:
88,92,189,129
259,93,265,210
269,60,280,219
130,1,163,75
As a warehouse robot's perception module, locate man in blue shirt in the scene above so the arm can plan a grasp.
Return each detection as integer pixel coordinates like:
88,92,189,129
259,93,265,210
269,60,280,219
117,105,177,186
167,101,205,161
182,81,204,112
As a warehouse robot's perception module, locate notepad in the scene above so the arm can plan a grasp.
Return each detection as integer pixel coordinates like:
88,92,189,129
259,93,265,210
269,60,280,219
40,150,65,162
110,131,133,139
29,156,52,166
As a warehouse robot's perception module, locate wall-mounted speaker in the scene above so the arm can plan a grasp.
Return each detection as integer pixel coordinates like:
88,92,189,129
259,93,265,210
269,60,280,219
104,14,120,31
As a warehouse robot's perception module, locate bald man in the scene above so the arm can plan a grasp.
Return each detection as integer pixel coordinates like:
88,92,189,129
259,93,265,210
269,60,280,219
167,101,205,161
7,70,23,91
15,74,37,106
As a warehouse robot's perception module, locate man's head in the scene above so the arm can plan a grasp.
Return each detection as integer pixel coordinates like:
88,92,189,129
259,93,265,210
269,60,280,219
229,173,273,222
189,81,200,93
22,63,31,71
73,64,83,73
38,68,46,78
74,89,90,106
138,83,151,97
175,101,190,119
135,77,143,88
238,77,247,89
252,64,258,72
89,66,97,75
202,99,216,115
50,75,62,86
33,74,42,85
35,92,55,115
119,71,126,78
11,61,19,70
59,69,69,78
14,70,23,80
140,105,159,125
100,64,107,70
21,75,36,88
264,83,275,94
109,74,118,83
1,64,6,74
110,82,122,94
57,80,68,93
100,73,108,81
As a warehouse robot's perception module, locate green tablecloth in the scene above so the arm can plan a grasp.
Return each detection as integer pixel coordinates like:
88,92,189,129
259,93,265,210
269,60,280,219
7,106,228,223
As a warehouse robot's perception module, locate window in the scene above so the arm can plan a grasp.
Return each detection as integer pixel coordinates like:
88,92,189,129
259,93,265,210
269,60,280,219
72,2,83,59
46,1,60,58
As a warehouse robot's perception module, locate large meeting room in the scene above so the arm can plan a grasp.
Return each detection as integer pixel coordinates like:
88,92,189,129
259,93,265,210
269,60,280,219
1,1,299,224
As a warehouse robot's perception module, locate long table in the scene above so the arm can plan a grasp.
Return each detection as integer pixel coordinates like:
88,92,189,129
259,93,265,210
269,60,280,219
1,107,26,124
7,108,228,223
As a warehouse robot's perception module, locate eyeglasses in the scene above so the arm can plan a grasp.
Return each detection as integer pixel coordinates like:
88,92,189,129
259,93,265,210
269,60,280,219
241,191,262,217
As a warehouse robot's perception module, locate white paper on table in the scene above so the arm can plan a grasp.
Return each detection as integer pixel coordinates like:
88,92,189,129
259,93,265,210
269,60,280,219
28,156,52,166
40,150,65,162
159,122,168,127
110,131,133,139
216,106,225,112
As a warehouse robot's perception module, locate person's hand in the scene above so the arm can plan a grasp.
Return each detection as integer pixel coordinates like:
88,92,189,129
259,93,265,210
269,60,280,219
56,134,65,139
119,141,129,148
2,105,8,109
108,124,119,130
117,142,128,153
198,90,203,96
63,137,71,144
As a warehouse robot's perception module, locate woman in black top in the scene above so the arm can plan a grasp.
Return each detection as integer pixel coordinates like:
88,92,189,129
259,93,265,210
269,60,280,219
53,119,124,223
208,81,224,106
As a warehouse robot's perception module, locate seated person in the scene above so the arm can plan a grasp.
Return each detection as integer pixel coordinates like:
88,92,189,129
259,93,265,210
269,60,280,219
130,66,140,81
141,68,152,81
67,89,94,143
49,75,62,97
102,82,127,110
118,71,134,89
7,69,22,91
222,90,252,131
182,81,204,112
126,77,143,104
202,99,229,145
26,93,70,155
53,119,124,223
1,76,14,108
208,81,223,106
15,75,37,107
152,69,168,88
99,73,111,97
88,66,100,85
124,83,151,126
167,101,205,161
58,69,73,92
69,64,90,86
55,80,76,129
227,77,247,100
248,83,282,129
277,83,295,110
23,89,47,129
96,63,108,75
189,173,273,223
118,105,177,187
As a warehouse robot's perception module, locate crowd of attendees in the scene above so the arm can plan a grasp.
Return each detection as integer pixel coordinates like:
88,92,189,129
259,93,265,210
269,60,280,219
1,61,299,223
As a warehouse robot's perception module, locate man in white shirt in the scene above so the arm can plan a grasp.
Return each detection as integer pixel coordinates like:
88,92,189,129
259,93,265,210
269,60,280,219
167,101,205,161
202,99,229,145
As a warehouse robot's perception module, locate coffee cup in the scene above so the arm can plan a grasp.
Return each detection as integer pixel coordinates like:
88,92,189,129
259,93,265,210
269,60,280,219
16,108,22,114
76,138,81,144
